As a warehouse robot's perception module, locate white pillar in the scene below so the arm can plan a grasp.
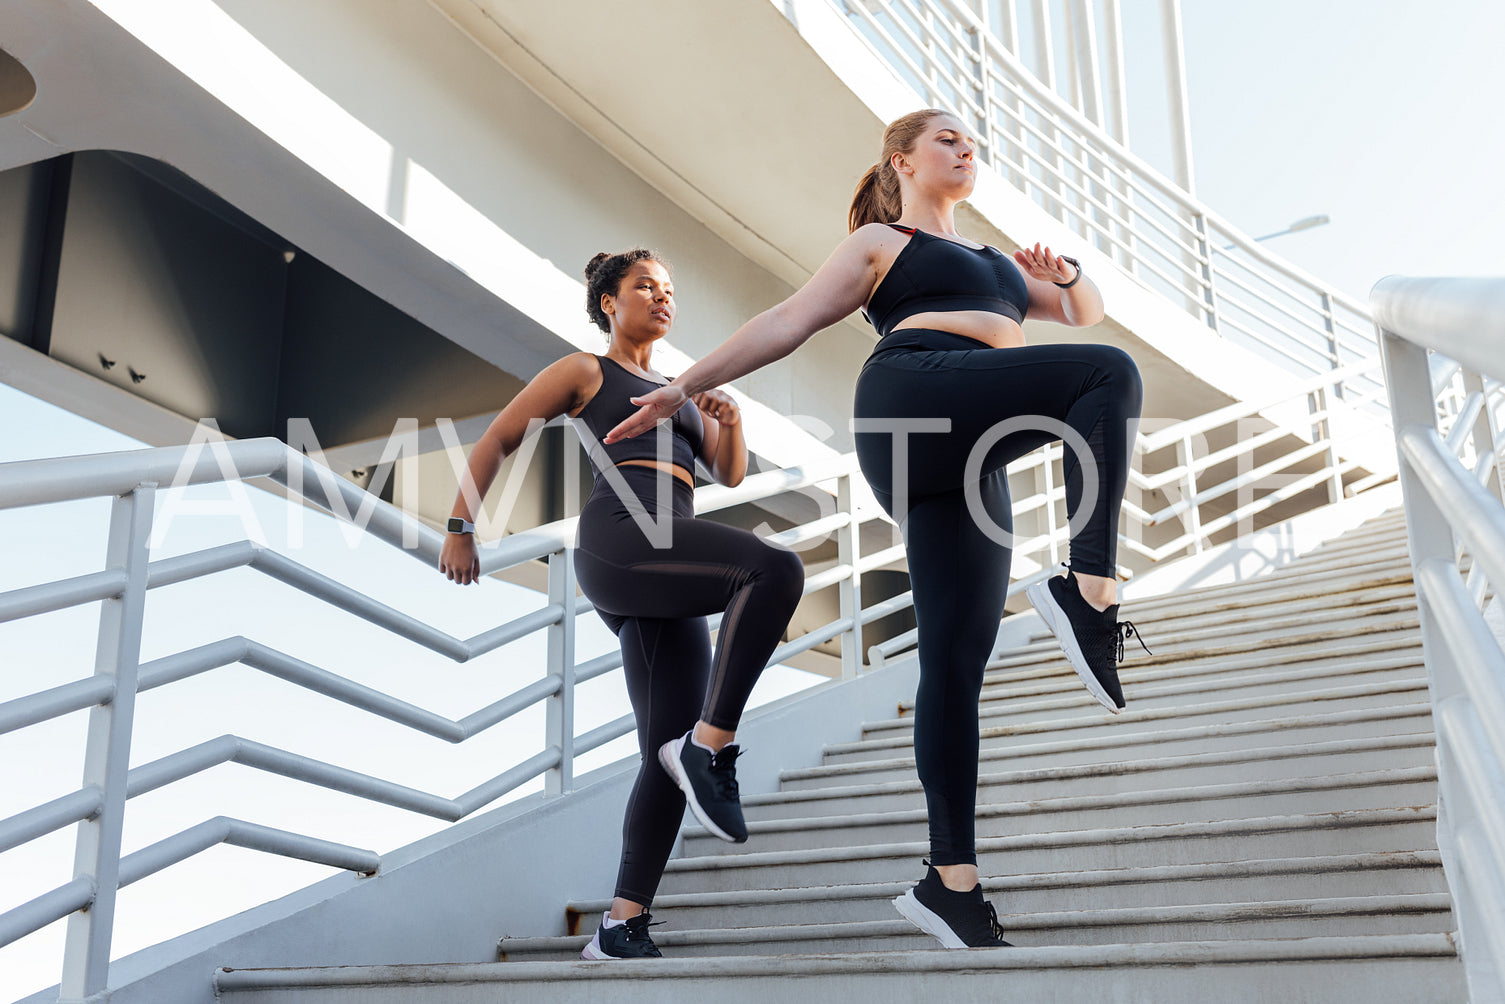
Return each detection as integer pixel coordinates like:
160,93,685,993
1103,0,1129,144
1159,0,1196,194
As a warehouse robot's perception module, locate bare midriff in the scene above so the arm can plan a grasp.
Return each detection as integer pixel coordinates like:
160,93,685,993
616,458,695,487
891,310,1026,349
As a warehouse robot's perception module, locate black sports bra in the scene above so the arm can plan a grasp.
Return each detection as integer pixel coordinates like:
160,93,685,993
572,355,704,477
863,224,1030,338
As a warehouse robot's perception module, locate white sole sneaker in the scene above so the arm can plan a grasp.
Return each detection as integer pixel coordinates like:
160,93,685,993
580,930,611,960
1025,578,1120,714
893,889,968,949
657,733,740,843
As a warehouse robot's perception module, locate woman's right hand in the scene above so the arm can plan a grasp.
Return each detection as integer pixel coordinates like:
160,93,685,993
603,384,689,444
439,532,481,585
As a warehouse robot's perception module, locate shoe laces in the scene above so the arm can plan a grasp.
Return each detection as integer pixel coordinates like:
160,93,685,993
708,745,742,801
622,911,664,954
982,900,1006,943
1114,620,1152,663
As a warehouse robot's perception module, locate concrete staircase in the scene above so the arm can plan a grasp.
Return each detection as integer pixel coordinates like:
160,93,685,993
215,509,1467,1001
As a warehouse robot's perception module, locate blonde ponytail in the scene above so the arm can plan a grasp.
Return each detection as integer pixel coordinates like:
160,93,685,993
847,108,948,232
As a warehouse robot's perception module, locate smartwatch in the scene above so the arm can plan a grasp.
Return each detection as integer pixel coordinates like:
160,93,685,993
446,517,476,534
1053,255,1082,289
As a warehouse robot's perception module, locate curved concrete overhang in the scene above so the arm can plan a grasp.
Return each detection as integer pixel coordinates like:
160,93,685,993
0,0,568,447
0,0,863,476
0,46,37,117
432,0,1331,429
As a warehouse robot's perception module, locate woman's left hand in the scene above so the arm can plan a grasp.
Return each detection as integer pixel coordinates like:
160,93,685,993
1014,242,1078,285
692,389,740,427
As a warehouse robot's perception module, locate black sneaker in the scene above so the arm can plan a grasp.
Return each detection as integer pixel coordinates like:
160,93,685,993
658,731,748,843
580,911,663,960
1025,570,1150,713
893,863,1012,948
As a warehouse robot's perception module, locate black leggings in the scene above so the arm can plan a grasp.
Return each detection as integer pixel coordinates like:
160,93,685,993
574,464,805,904
853,329,1142,866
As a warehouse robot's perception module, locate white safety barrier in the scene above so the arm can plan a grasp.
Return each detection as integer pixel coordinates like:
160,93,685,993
1374,275,1505,1004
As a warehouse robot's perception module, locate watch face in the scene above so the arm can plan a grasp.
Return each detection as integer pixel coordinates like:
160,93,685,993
447,518,467,533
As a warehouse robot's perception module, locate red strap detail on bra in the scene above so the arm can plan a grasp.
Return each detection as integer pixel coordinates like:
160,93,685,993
886,224,917,234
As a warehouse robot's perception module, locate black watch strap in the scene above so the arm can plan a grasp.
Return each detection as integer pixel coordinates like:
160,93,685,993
1053,255,1082,289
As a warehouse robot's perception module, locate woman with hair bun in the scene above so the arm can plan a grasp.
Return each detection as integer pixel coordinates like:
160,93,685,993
607,110,1147,948
439,249,805,960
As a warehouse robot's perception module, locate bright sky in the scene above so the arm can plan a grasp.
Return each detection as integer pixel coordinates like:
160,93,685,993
1148,0,1505,299
4,0,1503,998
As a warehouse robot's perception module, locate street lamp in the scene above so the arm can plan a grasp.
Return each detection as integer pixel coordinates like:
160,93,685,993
1252,214,1330,243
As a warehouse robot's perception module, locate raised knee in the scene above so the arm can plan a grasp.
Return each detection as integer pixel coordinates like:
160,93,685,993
767,545,806,606
1098,346,1142,404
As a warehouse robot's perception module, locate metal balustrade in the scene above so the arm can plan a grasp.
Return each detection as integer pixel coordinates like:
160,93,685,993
1374,275,1505,1004
812,0,1379,383
0,362,1398,994
0,438,879,999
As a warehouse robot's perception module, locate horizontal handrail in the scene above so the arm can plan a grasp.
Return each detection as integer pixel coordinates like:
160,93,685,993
1373,276,1505,376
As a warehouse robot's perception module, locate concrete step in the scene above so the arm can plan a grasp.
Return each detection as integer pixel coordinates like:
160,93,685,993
658,807,1438,893
960,652,1427,724
855,677,1433,749
1066,577,1418,642
567,851,1448,931
1009,606,1421,678
502,894,1455,961
216,935,1465,1003
996,596,1421,682
971,641,1425,709
1082,581,1419,641
816,703,1434,772
996,611,1422,688
680,768,1438,857
759,734,1435,817
1116,554,1413,614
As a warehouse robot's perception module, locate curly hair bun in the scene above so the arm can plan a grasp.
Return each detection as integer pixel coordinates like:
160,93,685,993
584,252,612,280
583,248,668,335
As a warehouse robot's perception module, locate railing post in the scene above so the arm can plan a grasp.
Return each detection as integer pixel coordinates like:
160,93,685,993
1193,213,1218,332
1381,319,1471,963
1462,368,1505,504
1039,447,1060,566
837,473,864,679
1314,385,1343,504
58,483,154,1002
1320,291,1343,379
544,547,576,795
1175,436,1203,554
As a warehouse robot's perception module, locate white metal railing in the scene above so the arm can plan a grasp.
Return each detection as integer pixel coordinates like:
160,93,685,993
0,438,881,999
1374,275,1505,1004
1,362,1396,994
814,0,1380,388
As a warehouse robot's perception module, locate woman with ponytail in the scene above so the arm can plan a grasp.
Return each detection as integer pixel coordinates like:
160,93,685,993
439,249,804,960
607,109,1147,949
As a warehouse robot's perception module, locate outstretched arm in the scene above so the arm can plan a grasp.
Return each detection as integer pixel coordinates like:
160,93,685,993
604,226,887,443
439,353,596,584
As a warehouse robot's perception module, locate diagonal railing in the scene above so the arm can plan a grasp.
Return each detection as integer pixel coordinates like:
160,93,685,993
0,438,887,999
1374,275,1505,1004
806,0,1380,397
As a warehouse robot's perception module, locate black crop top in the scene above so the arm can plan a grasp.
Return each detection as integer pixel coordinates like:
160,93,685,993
571,355,704,477
864,224,1030,338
